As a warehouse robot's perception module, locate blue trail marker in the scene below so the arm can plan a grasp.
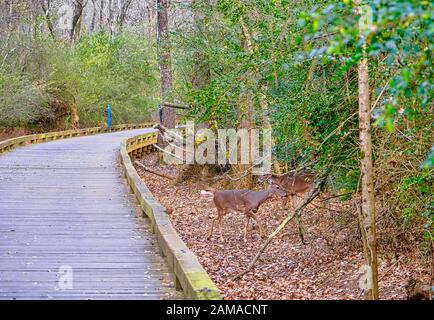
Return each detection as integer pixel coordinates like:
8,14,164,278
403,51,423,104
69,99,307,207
107,103,111,130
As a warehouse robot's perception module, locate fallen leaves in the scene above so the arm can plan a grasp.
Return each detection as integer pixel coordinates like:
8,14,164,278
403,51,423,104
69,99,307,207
134,153,431,300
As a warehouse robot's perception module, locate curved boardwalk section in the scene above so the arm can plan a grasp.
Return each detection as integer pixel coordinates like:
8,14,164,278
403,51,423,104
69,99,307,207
0,129,181,299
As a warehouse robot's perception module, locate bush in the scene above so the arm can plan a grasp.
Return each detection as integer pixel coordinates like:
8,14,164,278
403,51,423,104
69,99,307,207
0,31,159,130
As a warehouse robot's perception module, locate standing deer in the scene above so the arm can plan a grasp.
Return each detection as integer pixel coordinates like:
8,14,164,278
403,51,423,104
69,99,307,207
269,172,314,210
204,184,287,242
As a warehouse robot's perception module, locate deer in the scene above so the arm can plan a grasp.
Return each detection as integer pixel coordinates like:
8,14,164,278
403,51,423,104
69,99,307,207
269,172,314,211
204,183,288,243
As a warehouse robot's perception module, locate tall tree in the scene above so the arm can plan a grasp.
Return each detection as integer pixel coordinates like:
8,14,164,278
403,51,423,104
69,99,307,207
108,0,113,36
116,0,133,34
40,0,56,39
90,0,97,32
70,0,86,43
146,0,156,37
156,0,175,131
191,0,212,179
99,0,105,31
357,4,379,300
233,15,254,188
191,0,210,92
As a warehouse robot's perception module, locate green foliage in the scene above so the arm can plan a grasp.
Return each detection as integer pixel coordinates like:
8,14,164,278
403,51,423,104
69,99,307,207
69,31,159,125
301,0,434,165
0,31,158,129
300,0,434,242
423,147,434,169
172,0,433,250
0,69,50,127
174,0,360,190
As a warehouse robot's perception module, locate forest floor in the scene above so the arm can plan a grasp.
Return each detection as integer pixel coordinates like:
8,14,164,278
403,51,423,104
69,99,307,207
135,153,430,300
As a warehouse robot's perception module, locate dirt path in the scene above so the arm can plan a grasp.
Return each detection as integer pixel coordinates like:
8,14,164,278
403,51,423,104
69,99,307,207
135,154,429,300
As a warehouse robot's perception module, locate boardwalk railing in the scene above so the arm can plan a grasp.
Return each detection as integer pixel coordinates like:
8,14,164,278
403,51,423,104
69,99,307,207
120,133,221,300
0,123,153,154
0,124,220,300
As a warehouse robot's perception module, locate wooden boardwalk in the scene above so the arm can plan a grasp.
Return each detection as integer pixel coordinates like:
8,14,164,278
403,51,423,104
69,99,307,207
0,129,181,299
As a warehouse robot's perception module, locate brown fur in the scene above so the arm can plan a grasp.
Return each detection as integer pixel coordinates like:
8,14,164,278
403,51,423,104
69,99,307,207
207,186,287,242
270,172,314,209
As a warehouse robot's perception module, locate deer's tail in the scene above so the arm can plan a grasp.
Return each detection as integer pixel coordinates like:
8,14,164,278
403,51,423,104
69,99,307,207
200,187,217,196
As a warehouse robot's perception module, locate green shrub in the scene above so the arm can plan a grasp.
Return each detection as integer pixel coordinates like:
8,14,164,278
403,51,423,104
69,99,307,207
0,31,159,129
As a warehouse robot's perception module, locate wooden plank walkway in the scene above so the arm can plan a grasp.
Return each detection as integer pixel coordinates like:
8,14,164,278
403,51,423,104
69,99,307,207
0,129,182,299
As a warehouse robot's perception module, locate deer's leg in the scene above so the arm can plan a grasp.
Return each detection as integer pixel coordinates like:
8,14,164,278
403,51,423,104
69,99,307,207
251,214,265,239
208,208,221,240
291,194,297,212
292,194,307,244
218,216,225,243
282,195,289,209
217,211,225,243
243,216,250,243
207,216,217,240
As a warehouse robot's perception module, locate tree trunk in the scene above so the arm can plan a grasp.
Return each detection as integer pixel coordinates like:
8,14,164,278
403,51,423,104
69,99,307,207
184,0,212,180
156,0,175,132
358,43,379,300
116,0,133,34
41,0,56,39
99,0,105,31
108,0,114,36
90,0,97,32
230,16,254,189
191,0,210,91
259,90,281,175
146,0,155,37
70,0,85,44
69,97,80,129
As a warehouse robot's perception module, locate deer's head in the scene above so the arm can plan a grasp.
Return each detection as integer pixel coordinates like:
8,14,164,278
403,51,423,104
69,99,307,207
267,179,288,198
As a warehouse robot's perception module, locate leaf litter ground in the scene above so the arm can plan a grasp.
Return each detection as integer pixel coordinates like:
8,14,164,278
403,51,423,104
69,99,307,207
134,153,430,300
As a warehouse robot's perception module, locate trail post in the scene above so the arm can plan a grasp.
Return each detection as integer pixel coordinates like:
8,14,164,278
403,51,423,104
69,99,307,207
107,103,111,131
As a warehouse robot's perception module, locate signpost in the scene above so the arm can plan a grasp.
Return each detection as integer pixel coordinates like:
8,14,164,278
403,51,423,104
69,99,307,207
107,103,111,131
